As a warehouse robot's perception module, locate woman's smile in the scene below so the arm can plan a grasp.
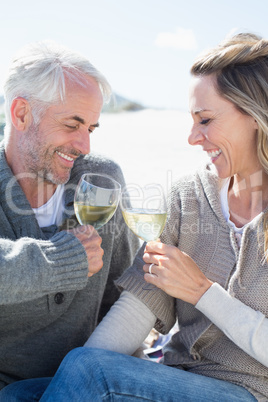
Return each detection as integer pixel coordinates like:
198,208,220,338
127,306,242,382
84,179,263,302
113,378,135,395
206,148,222,163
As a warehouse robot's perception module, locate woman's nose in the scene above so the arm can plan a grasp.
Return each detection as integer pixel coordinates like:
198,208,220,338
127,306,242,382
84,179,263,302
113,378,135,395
188,126,205,146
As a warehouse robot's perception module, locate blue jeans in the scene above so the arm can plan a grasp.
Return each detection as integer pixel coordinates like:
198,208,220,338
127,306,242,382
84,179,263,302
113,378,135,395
0,347,257,401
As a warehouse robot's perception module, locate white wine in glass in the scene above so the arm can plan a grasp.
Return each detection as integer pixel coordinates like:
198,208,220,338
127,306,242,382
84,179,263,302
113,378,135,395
74,173,121,230
120,184,167,242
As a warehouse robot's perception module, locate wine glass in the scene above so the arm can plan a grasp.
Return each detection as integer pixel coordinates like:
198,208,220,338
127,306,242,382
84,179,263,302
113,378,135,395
120,183,167,243
74,173,121,230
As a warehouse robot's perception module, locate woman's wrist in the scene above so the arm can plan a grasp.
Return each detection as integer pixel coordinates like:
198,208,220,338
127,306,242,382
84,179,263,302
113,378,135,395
194,278,213,305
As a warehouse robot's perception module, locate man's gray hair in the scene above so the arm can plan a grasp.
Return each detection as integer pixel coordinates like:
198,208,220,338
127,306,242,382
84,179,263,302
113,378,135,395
3,40,112,132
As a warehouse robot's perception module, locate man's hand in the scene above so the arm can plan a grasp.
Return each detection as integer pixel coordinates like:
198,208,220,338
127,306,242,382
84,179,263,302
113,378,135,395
67,226,104,277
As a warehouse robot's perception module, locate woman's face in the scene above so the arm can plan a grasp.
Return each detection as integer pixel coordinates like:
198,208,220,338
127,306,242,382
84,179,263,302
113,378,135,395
188,74,259,180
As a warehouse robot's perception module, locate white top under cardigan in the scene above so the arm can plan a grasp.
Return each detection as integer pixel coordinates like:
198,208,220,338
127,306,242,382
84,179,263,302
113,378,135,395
220,178,262,248
85,177,268,368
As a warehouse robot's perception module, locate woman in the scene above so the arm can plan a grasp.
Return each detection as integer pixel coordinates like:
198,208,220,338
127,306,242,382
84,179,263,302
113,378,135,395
4,32,268,401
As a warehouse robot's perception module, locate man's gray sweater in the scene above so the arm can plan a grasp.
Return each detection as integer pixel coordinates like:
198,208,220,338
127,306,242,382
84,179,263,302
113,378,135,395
0,142,139,389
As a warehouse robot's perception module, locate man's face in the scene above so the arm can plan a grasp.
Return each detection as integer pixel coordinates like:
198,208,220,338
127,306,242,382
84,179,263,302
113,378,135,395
19,76,103,185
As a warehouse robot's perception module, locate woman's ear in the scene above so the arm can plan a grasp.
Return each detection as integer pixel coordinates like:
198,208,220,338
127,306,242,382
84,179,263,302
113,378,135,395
10,97,32,131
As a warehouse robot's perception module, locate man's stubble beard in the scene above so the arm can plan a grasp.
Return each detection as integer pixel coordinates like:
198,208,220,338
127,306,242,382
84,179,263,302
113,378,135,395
18,122,72,186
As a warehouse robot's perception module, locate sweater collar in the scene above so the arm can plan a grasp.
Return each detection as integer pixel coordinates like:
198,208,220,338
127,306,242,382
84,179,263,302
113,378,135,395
0,141,49,239
0,142,84,235
197,163,228,227
197,163,267,231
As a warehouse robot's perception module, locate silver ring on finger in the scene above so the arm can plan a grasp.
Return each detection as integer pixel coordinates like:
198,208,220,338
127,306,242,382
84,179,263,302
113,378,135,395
149,263,154,275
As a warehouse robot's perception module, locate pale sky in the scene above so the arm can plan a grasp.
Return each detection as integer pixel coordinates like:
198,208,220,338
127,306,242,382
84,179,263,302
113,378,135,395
1,0,268,110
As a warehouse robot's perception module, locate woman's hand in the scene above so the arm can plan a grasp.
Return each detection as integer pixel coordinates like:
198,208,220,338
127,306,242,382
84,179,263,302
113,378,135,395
143,241,213,305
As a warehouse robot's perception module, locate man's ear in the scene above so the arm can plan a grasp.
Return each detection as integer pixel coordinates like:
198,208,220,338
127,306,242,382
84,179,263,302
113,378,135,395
10,97,32,131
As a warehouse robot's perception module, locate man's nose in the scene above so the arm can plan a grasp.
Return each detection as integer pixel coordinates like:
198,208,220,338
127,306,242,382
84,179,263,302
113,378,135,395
73,129,90,155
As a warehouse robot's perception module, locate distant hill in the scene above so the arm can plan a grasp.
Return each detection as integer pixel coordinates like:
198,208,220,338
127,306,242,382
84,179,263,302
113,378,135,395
103,93,145,113
0,92,144,116
0,93,144,112
0,93,145,139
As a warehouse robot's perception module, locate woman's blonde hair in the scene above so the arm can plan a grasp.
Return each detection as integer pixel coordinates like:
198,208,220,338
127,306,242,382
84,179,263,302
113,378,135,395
191,32,268,254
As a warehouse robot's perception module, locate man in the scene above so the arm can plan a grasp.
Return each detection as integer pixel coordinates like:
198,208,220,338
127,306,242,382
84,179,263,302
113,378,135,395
0,41,139,397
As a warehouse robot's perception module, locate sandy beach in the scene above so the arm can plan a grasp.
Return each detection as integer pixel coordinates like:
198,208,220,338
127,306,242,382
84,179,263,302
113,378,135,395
91,109,208,195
